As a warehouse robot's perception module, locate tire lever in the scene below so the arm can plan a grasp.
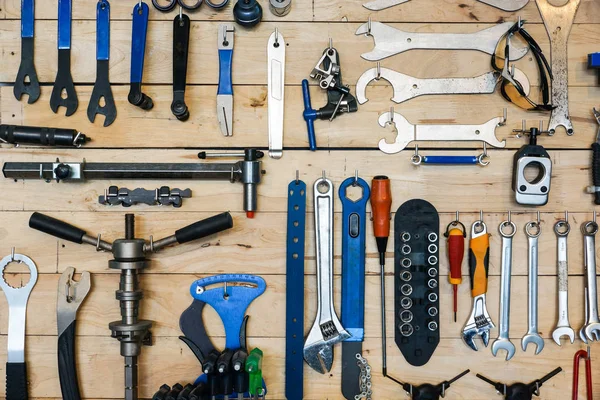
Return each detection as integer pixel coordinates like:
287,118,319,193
14,0,40,104
128,2,154,110
50,0,78,116
172,11,191,121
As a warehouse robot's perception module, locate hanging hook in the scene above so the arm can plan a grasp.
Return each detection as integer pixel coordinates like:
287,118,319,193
328,38,333,50
389,106,395,124
367,17,372,35
455,211,460,223
536,211,540,226
376,62,381,80
508,210,512,223
274,27,279,46
10,247,15,262
353,170,359,187
322,170,326,179
224,282,229,299
594,212,597,224
479,210,483,222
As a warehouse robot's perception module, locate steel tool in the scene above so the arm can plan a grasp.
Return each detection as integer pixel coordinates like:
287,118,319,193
304,174,350,374
445,212,466,323
88,0,116,127
377,108,506,154
152,0,203,11
128,2,153,110
0,124,87,147
268,29,285,159
572,347,592,400
99,186,192,207
363,0,528,11
491,213,516,361
50,0,78,116
585,109,600,203
0,251,38,400
218,24,235,137
172,11,191,121
477,368,562,400
536,0,581,135
57,267,91,400
356,20,528,61
521,214,544,355
269,0,291,16
14,0,40,103
581,288,589,343
590,53,600,83
412,145,490,167
582,217,600,342
462,212,494,351
552,213,575,345
233,0,262,27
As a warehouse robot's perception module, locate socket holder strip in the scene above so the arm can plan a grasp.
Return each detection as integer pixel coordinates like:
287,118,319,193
394,199,440,367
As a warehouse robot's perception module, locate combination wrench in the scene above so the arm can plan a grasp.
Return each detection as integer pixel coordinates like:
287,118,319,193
521,214,544,355
491,213,516,361
14,0,40,104
552,213,575,345
582,217,600,342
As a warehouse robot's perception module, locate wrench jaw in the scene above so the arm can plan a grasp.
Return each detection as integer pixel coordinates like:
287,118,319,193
551,327,575,346
303,320,350,374
14,39,40,104
584,323,600,342
521,334,545,355
87,62,117,127
50,50,78,117
491,339,515,361
462,295,494,351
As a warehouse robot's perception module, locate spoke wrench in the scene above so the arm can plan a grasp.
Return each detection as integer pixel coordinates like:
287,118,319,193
476,367,562,400
50,0,78,116
128,2,153,110
582,218,600,342
522,214,545,355
14,0,40,104
172,12,191,121
87,0,116,127
552,213,575,345
0,251,38,400
57,267,91,400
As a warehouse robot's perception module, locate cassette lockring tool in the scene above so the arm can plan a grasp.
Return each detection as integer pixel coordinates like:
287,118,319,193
28,212,234,400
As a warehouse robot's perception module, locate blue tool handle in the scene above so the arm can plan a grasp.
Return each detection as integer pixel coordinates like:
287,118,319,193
96,0,110,61
21,0,34,38
589,52,600,68
422,155,478,165
339,177,371,342
301,79,317,151
217,49,233,95
57,0,71,50
130,2,149,84
190,274,266,350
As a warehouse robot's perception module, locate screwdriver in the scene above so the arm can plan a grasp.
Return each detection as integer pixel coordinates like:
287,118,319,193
370,176,392,377
246,348,264,400
232,348,249,400
445,211,466,322
218,349,235,400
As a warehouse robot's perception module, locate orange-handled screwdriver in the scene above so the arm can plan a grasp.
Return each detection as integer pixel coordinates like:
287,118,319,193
445,212,466,323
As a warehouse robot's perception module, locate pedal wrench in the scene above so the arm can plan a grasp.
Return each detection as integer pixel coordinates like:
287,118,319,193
14,0,40,104
172,13,191,122
492,219,516,361
57,267,91,400
551,218,575,345
50,0,78,116
217,24,234,137
521,221,545,354
304,176,351,374
87,0,116,127
582,221,600,341
128,2,153,110
0,253,38,399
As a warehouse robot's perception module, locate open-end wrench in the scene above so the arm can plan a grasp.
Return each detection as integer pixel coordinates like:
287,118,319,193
14,0,40,104
491,214,516,361
304,174,351,374
0,251,38,399
50,0,78,116
87,0,116,127
171,12,191,121
552,213,575,345
582,218,600,342
522,216,545,355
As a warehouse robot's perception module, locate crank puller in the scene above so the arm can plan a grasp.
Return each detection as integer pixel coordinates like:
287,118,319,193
586,108,600,204
87,0,116,127
476,367,562,400
14,0,40,104
0,124,88,147
233,0,262,27
129,2,153,110
172,12,191,121
176,384,195,400
50,0,78,116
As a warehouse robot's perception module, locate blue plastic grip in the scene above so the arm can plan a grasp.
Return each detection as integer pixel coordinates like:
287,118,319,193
130,2,149,84
190,274,266,350
96,0,110,61
21,0,34,38
339,177,371,342
589,52,600,69
57,0,71,50
422,155,478,165
301,79,317,151
217,49,233,95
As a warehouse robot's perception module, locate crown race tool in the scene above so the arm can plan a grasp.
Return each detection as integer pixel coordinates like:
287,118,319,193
14,0,40,104
217,24,235,137
50,0,78,116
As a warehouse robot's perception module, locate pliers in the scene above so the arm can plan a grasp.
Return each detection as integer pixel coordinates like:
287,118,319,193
217,24,235,136
152,0,202,12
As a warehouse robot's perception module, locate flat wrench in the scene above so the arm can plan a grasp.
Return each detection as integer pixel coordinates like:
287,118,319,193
377,110,506,154
582,220,600,342
491,218,516,361
267,29,285,159
536,0,581,135
363,0,528,11
522,220,544,355
552,216,575,345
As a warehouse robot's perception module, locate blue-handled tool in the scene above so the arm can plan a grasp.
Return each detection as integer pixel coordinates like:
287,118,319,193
411,145,490,166
590,52,600,84
128,2,153,110
217,24,235,137
301,79,317,150
14,0,40,104
50,0,78,116
339,174,370,400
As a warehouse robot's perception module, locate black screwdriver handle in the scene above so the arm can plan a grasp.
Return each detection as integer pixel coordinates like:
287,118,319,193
175,212,233,244
29,212,86,244
6,362,28,400
58,322,81,400
592,143,600,205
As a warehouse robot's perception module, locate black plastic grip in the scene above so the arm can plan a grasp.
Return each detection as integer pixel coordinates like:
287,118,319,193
0,125,84,147
592,143,600,205
29,212,86,244
6,362,28,400
58,321,82,400
175,212,233,244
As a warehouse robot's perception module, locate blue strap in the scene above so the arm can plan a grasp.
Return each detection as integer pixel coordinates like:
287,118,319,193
130,2,149,84
190,274,266,350
422,155,478,165
285,179,306,400
57,0,71,50
217,48,233,95
96,0,110,61
21,0,34,39
301,79,317,151
339,177,370,342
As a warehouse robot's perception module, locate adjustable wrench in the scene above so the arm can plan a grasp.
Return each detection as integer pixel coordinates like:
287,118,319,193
522,217,545,355
491,215,516,361
0,251,38,399
582,219,600,342
14,0,40,104
50,0,78,116
304,174,350,374
551,214,575,345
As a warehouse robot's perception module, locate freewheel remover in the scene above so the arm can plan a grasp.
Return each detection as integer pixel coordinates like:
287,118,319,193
50,0,78,116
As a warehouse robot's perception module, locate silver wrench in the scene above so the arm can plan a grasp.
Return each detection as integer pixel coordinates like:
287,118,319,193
521,215,545,355
304,173,350,373
582,218,600,342
491,214,516,361
0,250,38,399
552,213,575,345
580,288,588,343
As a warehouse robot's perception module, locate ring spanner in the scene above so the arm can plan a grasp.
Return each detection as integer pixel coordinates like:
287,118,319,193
582,219,600,342
552,214,575,345
522,216,544,355
50,0,78,116
14,0,40,104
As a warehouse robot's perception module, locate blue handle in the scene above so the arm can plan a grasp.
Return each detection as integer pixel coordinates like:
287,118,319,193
190,274,266,350
217,49,233,95
130,2,149,84
422,155,478,165
301,79,317,151
57,0,71,50
589,52,600,69
96,0,110,61
21,0,34,38
339,177,371,342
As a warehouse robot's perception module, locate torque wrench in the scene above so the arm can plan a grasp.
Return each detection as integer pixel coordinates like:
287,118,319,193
268,29,285,158
14,0,40,104
585,108,600,204
172,12,191,121
128,2,153,110
50,0,78,116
